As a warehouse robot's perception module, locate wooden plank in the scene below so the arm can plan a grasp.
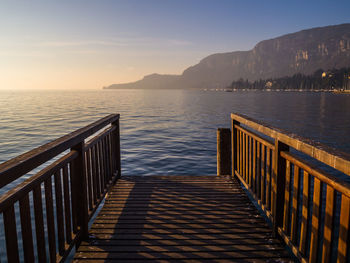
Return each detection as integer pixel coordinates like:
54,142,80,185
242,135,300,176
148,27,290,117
90,224,268,230
256,142,261,199
252,139,256,193
77,244,286,253
98,141,105,194
283,160,291,233
3,205,19,262
85,149,93,211
54,170,65,255
44,177,57,262
261,144,265,204
337,195,350,263
249,136,252,188
33,186,47,262
242,133,246,180
272,140,289,236
92,144,101,205
290,165,300,243
231,119,240,178
74,175,292,262
266,148,271,210
74,250,291,260
309,178,322,262
239,130,243,176
299,171,310,255
69,161,78,234
62,165,72,244
322,185,336,262
245,134,249,182
19,195,35,263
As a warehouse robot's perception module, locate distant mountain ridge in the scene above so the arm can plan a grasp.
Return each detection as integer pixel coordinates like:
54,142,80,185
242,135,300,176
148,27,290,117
105,23,350,90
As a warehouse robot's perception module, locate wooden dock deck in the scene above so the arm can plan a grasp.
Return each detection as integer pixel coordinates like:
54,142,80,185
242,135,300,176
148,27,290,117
74,175,293,262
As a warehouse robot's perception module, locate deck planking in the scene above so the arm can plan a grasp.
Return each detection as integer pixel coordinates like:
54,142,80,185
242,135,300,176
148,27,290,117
74,175,294,262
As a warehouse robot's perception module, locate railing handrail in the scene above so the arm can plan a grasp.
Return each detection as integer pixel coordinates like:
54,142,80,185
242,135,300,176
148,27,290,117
281,150,350,197
231,112,350,176
0,113,120,189
0,114,121,262
230,112,350,262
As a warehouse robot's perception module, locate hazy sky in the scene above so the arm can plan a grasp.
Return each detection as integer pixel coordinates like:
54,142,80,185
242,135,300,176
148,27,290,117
1,0,349,90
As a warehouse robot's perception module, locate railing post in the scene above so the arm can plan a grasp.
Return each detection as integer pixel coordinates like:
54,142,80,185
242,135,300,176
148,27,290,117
71,142,89,240
112,118,121,178
217,128,231,176
272,139,289,236
231,119,240,178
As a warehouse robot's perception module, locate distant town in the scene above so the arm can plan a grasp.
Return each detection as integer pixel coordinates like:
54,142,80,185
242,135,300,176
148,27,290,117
223,67,350,92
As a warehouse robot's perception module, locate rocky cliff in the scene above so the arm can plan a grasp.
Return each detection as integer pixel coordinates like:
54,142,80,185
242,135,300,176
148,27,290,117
105,23,350,89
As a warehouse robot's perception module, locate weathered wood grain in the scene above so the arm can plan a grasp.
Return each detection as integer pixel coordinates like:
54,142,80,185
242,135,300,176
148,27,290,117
74,176,292,262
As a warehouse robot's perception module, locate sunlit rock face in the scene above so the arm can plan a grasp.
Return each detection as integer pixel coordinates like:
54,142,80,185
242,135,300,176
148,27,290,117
106,24,350,90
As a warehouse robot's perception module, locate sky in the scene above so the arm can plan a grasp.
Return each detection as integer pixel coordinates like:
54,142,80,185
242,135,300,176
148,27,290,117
0,0,350,90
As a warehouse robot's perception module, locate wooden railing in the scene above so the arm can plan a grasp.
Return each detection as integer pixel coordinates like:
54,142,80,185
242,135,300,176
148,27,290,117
229,113,350,263
0,114,121,262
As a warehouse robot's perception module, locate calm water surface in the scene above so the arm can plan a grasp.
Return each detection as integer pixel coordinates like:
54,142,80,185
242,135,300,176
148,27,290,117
1,89,350,260
1,89,350,177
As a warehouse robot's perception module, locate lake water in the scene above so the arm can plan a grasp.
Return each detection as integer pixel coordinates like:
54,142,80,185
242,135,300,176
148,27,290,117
1,89,350,260
1,89,350,178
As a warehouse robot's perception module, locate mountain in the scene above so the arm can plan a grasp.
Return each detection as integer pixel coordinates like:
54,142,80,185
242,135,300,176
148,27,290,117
105,23,350,90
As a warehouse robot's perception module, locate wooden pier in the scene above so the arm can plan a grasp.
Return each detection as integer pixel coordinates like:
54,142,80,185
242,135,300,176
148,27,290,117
0,113,349,262
74,175,292,262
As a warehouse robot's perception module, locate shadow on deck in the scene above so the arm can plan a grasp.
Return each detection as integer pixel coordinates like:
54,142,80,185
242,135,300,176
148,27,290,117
74,175,294,262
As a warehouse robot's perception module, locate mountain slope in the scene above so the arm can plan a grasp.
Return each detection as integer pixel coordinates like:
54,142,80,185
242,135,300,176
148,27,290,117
105,23,350,89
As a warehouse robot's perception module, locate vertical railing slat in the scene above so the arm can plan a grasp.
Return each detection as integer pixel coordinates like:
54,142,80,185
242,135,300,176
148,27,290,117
19,195,35,263
291,166,300,243
261,144,265,204
54,170,65,255
337,195,350,263
239,131,243,176
309,178,323,262
33,186,47,262
98,141,105,194
44,177,57,262
94,145,101,201
248,137,252,188
86,149,93,211
69,161,78,234
322,185,336,262
272,140,289,236
231,119,240,178
252,139,256,193
283,160,291,232
62,165,72,243
299,171,310,255
91,145,98,205
256,142,261,199
266,148,271,210
3,205,20,262
245,134,249,184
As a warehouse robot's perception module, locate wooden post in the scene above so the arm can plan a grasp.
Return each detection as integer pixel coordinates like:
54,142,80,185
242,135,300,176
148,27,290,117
112,118,121,178
217,128,231,176
231,119,240,178
272,139,289,236
71,142,89,240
